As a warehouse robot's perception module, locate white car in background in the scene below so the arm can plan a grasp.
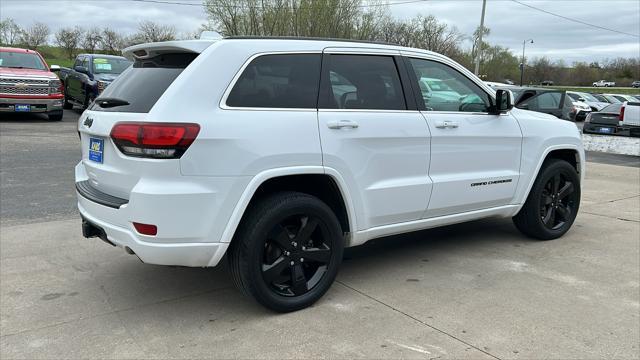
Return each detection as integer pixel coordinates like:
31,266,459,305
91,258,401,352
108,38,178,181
566,91,609,112
76,37,584,312
592,80,615,87
602,93,637,103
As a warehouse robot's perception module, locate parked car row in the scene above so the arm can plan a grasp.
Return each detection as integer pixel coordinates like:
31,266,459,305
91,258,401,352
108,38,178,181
488,81,640,133
0,46,131,121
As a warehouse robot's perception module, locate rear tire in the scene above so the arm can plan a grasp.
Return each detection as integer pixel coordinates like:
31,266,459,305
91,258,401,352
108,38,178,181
513,159,580,240
228,191,344,312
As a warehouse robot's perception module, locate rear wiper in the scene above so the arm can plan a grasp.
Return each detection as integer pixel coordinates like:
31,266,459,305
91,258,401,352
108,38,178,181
95,98,130,108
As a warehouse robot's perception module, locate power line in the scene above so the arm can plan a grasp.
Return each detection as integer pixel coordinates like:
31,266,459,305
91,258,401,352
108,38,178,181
510,0,639,38
129,0,429,8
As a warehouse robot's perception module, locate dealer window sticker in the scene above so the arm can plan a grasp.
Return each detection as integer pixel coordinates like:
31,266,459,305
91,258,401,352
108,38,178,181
94,63,112,71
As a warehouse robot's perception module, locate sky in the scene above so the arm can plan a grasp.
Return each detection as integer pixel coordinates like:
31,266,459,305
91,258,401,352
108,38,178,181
1,0,639,63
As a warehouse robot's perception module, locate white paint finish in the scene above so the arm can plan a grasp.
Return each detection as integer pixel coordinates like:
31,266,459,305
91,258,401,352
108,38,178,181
422,111,522,217
318,110,432,229
75,38,585,267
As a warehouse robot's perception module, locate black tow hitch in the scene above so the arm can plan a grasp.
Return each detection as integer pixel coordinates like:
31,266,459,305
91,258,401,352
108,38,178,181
81,218,115,247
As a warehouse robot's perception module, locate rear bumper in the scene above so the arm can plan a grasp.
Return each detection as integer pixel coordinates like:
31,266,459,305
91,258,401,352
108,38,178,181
74,162,240,267
78,205,228,267
583,123,640,137
0,96,64,113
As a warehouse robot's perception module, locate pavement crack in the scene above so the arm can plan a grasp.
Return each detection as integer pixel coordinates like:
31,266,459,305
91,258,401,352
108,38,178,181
336,280,502,360
582,211,639,223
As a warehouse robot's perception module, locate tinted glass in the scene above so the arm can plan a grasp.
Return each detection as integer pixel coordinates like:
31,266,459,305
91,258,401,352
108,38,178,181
90,53,197,113
226,54,321,108
520,92,562,110
323,55,406,110
92,57,132,74
409,58,489,112
0,52,46,70
537,92,562,108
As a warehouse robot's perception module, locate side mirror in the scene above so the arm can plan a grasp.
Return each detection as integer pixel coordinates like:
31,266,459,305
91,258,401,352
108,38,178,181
49,64,60,72
493,89,514,114
74,66,88,74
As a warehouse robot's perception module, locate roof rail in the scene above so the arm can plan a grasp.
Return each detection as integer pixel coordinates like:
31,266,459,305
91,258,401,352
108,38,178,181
224,35,400,47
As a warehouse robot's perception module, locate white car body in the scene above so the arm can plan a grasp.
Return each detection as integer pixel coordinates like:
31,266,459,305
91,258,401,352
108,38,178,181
75,38,585,268
566,91,609,112
621,101,640,127
593,80,615,87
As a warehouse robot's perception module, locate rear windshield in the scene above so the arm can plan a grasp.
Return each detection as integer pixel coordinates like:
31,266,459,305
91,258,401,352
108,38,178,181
90,53,197,113
602,103,622,113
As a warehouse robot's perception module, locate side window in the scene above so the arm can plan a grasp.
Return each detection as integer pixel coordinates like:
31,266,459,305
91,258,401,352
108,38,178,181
81,57,90,70
322,55,406,110
74,56,84,68
520,92,562,110
226,54,321,108
409,58,490,112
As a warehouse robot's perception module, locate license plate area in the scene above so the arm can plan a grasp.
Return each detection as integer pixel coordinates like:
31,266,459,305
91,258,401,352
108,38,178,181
88,137,104,163
597,127,614,134
14,104,30,112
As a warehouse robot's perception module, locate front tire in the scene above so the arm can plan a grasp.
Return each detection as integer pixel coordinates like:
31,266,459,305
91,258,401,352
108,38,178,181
228,191,344,312
513,159,580,240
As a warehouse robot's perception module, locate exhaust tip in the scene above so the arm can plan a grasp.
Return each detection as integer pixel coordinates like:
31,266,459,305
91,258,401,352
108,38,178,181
124,246,135,255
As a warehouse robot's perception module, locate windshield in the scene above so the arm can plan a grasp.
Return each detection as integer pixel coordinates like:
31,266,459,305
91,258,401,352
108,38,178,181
577,92,598,102
0,51,46,70
92,57,132,74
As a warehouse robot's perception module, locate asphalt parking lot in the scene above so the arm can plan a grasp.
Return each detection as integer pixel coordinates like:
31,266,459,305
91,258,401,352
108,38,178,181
1,111,639,359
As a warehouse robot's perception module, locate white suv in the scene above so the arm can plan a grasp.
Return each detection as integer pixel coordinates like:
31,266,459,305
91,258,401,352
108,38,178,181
76,37,584,312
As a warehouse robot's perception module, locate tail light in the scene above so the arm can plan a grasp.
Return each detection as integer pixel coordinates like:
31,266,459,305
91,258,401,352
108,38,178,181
619,105,625,122
110,122,200,159
585,113,591,123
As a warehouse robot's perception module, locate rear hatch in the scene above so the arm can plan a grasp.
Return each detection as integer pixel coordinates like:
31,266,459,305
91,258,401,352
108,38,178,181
78,50,202,199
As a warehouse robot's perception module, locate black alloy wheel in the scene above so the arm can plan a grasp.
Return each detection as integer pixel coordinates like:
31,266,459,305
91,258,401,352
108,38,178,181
539,173,577,230
513,159,581,240
228,191,344,312
262,215,332,297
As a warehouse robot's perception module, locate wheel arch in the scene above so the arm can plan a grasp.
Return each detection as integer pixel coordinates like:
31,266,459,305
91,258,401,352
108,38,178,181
213,167,357,263
515,144,583,214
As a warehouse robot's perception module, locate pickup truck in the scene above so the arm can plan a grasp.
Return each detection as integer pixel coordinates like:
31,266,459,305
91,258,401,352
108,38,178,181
592,80,616,87
59,54,131,109
0,47,64,121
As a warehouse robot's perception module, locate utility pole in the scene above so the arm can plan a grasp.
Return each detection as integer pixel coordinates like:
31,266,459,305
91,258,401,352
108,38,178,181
474,0,487,76
520,39,533,86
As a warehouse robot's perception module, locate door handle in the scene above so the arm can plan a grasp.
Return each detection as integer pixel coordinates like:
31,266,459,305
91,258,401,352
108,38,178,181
434,120,459,129
327,119,359,129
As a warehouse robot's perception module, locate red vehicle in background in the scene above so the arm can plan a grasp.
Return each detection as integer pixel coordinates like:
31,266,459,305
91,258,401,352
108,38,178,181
0,47,64,121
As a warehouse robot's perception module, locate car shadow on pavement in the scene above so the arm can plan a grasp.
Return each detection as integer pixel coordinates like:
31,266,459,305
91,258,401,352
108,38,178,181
88,217,527,315
0,113,52,123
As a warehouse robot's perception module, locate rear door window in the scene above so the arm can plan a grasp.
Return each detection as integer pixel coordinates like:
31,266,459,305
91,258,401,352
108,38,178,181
321,55,406,110
226,54,321,108
90,53,197,113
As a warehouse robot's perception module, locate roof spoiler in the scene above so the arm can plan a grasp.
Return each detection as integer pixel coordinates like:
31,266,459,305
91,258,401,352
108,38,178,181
122,39,218,60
